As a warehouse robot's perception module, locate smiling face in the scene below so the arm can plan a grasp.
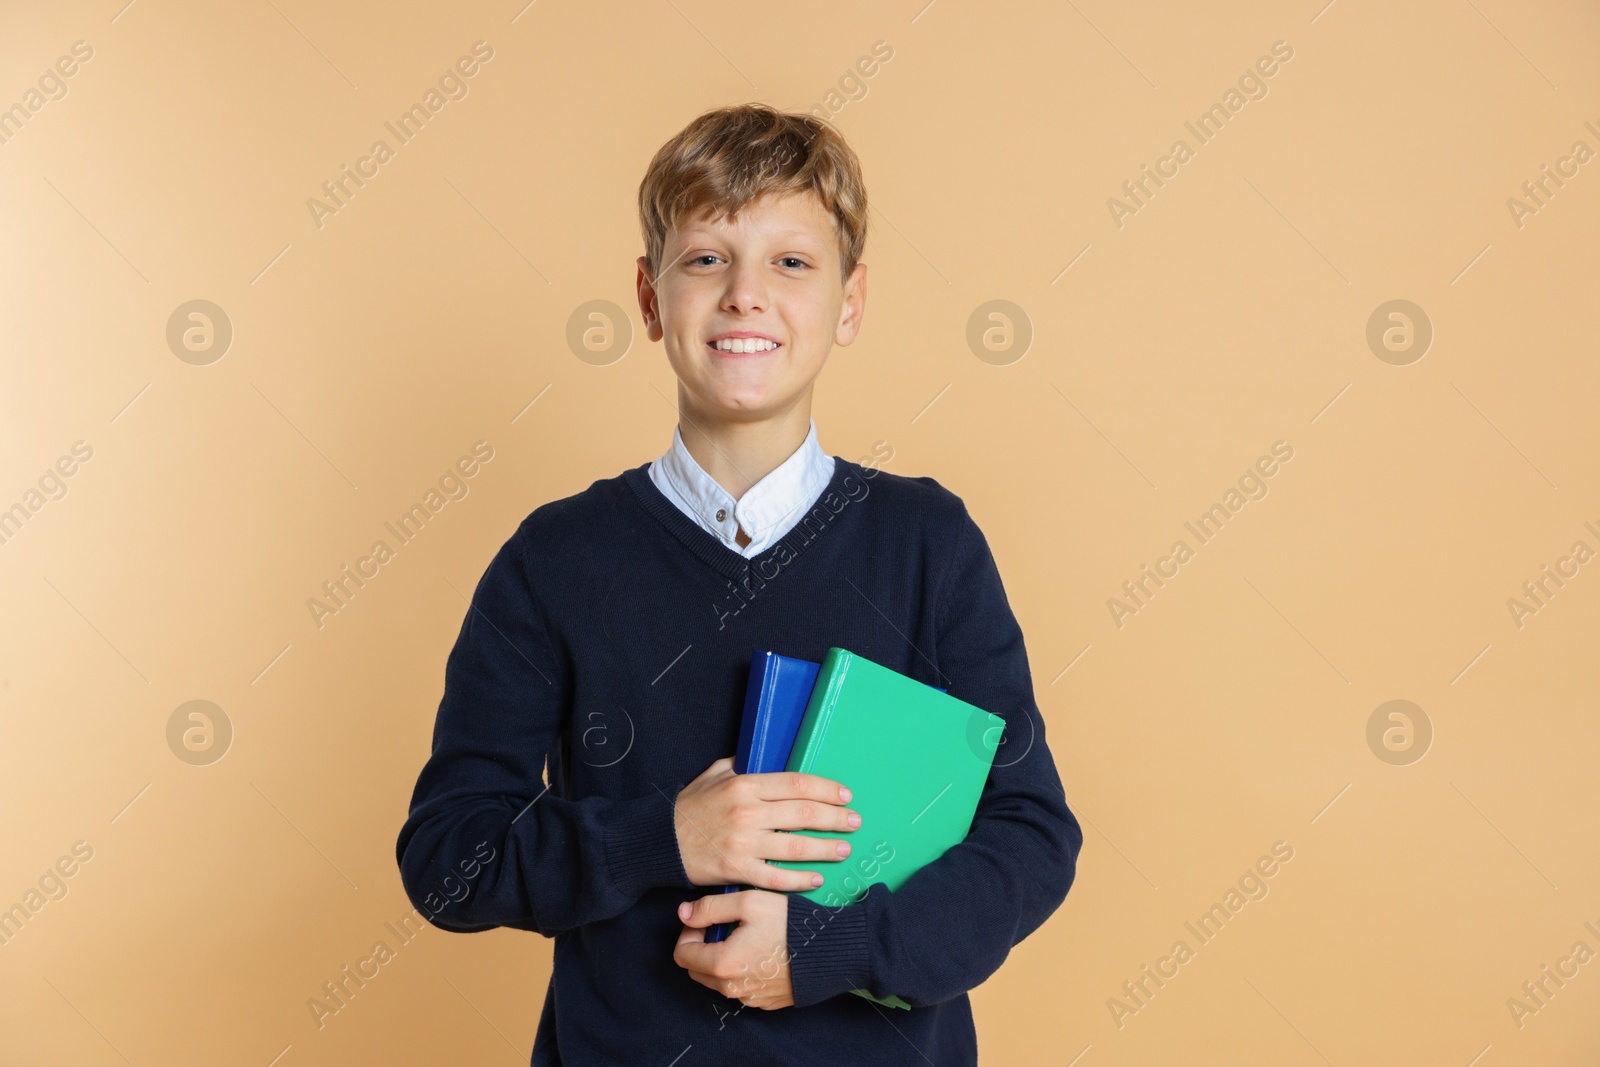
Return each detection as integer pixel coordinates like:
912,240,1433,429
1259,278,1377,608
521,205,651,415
637,189,866,429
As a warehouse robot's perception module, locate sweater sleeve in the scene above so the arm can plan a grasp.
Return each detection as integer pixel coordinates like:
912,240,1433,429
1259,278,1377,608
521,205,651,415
785,503,1083,1008
395,522,694,938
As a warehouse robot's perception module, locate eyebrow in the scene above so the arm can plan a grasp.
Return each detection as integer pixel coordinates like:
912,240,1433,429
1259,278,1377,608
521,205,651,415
675,227,825,246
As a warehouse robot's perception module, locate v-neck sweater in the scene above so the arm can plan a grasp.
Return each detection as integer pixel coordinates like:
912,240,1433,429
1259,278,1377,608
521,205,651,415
396,455,1082,1066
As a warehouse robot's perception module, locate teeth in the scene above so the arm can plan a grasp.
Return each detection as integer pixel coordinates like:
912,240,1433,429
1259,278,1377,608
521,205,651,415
712,337,780,353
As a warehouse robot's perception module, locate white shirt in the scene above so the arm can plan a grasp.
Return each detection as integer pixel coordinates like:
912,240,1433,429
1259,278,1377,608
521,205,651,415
648,420,836,558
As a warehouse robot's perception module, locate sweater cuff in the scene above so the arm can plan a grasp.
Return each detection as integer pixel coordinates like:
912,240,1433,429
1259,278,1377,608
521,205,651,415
786,892,873,1008
603,784,692,898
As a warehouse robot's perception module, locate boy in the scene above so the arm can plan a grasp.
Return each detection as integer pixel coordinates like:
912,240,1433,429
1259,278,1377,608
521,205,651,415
396,102,1082,1065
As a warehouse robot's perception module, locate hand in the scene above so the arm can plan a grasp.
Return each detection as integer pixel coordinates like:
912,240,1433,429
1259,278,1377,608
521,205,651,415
673,889,793,1010
673,756,862,890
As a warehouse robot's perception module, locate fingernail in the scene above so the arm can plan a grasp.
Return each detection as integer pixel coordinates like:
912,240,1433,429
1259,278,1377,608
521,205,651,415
678,902,690,920
836,841,851,857
811,874,823,887
839,786,851,803
847,811,862,828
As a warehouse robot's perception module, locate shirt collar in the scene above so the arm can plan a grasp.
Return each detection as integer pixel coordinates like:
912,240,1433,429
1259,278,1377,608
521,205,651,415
651,420,833,548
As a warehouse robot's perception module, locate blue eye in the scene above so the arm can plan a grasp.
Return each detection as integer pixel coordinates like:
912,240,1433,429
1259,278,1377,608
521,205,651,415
779,257,808,270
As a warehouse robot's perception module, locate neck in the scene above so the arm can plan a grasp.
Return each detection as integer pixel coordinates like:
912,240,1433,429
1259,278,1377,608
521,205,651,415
676,398,813,501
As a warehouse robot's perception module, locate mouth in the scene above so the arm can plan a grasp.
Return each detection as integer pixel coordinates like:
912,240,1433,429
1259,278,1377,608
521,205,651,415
705,334,783,357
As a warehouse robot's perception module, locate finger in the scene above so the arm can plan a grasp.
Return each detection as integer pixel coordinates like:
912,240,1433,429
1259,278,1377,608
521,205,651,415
760,825,855,863
766,797,861,834
737,839,839,893
676,891,749,928
746,863,819,894
676,949,778,1004
742,985,791,1010
674,936,729,977
730,969,782,1001
747,770,853,806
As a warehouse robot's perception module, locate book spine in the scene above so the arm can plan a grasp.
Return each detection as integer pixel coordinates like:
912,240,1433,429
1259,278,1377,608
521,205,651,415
747,656,778,772
791,648,850,773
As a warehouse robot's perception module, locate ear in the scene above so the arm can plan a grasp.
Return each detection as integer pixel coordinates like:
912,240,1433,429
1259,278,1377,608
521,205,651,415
834,261,867,347
637,255,663,342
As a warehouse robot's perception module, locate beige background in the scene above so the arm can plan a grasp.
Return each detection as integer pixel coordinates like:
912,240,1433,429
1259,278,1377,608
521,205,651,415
3,0,1598,1063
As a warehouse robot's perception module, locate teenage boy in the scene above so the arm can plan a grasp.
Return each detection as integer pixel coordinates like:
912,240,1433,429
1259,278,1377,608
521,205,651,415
397,102,1082,1065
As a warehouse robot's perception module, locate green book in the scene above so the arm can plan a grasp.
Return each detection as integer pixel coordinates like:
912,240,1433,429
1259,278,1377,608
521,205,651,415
771,647,1005,1010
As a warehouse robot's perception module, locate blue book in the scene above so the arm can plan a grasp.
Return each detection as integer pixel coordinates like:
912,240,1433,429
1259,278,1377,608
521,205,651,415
706,651,819,942
706,651,944,945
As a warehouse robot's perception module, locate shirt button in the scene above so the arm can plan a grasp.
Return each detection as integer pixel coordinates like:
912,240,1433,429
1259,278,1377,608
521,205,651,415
715,508,727,521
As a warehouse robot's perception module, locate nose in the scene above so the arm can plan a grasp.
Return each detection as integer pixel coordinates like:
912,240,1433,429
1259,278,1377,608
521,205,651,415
720,258,769,315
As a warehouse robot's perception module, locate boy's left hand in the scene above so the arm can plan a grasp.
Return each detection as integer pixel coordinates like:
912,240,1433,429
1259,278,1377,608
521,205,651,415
673,889,793,1010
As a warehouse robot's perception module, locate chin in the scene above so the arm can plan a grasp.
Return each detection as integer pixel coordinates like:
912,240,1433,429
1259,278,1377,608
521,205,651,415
696,375,782,406
698,389,786,419
710,396,779,417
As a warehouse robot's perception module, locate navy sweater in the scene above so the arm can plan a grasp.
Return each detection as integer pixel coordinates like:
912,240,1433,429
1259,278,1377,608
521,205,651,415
395,456,1083,1065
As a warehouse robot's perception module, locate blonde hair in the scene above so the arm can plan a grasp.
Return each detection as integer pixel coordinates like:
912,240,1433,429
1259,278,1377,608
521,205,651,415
637,103,868,284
